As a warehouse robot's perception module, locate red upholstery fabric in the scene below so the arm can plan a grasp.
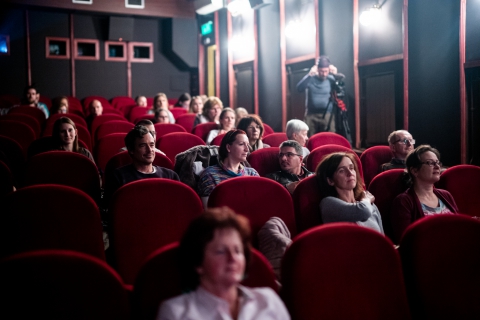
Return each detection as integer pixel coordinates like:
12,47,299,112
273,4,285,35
262,132,288,148
134,114,155,124
360,145,393,188
95,120,133,142
156,132,205,163
133,243,277,319
292,175,323,233
129,106,149,122
368,169,408,241
263,123,274,136
8,105,47,124
94,133,127,173
0,93,21,106
38,95,51,108
153,123,187,139
436,164,480,217
246,147,281,177
281,223,411,320
210,133,226,146
1,185,105,260
307,132,351,150
192,122,219,142
169,107,187,119
111,96,135,110
0,135,24,185
208,176,297,244
306,144,363,179
110,179,203,284
91,114,126,143
0,120,36,158
83,95,112,112
46,112,88,129
0,160,14,196
27,136,58,159
3,113,41,138
0,250,129,319
25,151,102,202
399,215,480,319
175,113,196,133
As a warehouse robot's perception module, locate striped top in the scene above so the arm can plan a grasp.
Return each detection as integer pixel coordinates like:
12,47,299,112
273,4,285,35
197,163,259,197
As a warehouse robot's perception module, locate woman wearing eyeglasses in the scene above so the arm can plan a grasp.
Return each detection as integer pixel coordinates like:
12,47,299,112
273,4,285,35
236,115,270,152
391,145,458,243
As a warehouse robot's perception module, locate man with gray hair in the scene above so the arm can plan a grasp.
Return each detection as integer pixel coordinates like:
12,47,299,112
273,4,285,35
380,129,415,172
265,140,313,194
286,119,310,158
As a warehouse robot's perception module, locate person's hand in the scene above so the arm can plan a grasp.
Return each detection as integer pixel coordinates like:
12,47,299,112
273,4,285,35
364,190,375,204
329,64,338,75
286,181,300,194
309,65,318,77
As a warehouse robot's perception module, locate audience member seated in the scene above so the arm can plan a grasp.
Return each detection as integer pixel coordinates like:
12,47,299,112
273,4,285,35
316,152,384,234
285,119,310,158
6,85,49,118
197,130,259,205
157,207,290,320
50,96,69,114
52,116,95,163
265,140,313,194
119,119,165,155
150,93,175,123
107,125,179,200
206,108,236,145
188,96,203,114
193,96,223,127
237,115,270,152
86,99,103,130
381,130,415,172
235,107,248,127
173,92,191,109
154,108,170,124
391,145,458,242
135,95,148,107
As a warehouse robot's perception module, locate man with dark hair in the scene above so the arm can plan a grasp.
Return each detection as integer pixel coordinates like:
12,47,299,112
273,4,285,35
119,119,165,155
106,125,179,200
296,56,345,136
265,140,313,194
3,85,50,118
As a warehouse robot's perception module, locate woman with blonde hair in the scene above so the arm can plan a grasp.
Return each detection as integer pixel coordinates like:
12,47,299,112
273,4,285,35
193,96,223,127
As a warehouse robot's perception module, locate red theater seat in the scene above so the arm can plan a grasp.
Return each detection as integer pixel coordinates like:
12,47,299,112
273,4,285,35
360,145,394,188
307,132,351,150
292,175,324,233
169,107,187,119
3,113,41,139
0,120,36,158
247,147,281,177
95,120,133,142
153,123,187,140
306,144,363,178
157,132,205,164
46,112,88,129
192,122,218,142
129,106,149,123
94,133,127,174
263,123,274,136
8,105,47,124
262,132,288,148
175,113,196,133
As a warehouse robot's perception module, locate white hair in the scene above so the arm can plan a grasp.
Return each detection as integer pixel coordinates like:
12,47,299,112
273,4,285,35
286,119,309,140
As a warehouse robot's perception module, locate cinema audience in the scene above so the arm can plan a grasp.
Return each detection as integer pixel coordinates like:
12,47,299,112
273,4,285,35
285,119,310,158
188,96,204,114
50,96,69,114
150,93,175,123
193,96,223,127
52,116,95,163
381,130,415,172
236,115,270,152
206,108,236,144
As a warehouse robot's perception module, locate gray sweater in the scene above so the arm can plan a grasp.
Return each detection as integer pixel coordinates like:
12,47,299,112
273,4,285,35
320,196,384,234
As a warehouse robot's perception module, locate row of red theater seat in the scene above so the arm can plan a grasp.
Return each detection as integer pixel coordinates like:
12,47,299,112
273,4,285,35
1,211,478,319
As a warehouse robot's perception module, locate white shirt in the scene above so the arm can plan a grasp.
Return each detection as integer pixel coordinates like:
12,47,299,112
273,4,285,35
206,129,220,145
157,285,290,320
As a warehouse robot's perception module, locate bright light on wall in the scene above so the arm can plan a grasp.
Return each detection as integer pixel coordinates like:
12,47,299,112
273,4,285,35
360,4,383,26
229,35,255,55
227,0,252,17
285,20,316,39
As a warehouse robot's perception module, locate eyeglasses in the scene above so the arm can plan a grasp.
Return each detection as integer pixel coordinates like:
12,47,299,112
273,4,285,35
247,125,261,131
421,160,442,167
394,138,415,145
278,152,301,159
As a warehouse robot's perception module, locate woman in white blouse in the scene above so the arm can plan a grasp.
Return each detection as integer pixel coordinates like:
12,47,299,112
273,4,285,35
206,108,236,144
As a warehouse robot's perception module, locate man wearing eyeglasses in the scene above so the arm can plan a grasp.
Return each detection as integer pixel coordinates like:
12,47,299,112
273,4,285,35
265,140,313,194
381,130,415,172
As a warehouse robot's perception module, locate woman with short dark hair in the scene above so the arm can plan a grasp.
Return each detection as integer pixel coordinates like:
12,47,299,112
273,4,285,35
236,115,270,152
157,207,290,320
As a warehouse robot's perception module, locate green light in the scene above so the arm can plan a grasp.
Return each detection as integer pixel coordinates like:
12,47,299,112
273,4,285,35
201,21,213,36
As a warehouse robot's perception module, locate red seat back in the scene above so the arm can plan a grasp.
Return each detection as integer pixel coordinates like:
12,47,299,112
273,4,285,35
38,95,51,108
210,133,226,146
307,132,351,150
306,144,363,179
0,160,14,196
175,113,196,133
134,114,155,124
111,96,135,110
360,145,394,187
247,147,281,177
436,164,480,217
157,132,205,163
128,106,149,122
0,94,21,107
263,123,274,136
46,113,88,129
282,223,411,320
399,215,480,319
292,175,324,233
153,123,187,140
94,133,127,173
0,120,36,158
110,179,203,284
8,105,47,124
192,122,218,142
83,96,112,113
91,114,126,144
169,107,187,119
95,120,133,143
3,114,41,139
1,185,105,260
262,132,288,147
0,250,129,319
0,135,25,185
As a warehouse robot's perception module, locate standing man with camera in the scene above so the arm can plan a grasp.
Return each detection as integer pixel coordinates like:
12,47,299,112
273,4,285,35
296,56,345,137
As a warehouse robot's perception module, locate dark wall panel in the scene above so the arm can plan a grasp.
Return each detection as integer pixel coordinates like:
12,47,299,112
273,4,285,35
258,0,282,131
29,10,70,99
409,0,460,166
0,8,27,98
466,0,480,62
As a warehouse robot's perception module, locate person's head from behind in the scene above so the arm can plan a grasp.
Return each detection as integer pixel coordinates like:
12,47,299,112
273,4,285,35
405,144,441,186
202,97,223,122
153,93,168,110
286,119,309,147
236,115,265,146
219,129,249,163
135,119,155,140
176,93,191,109
278,140,303,174
52,117,79,151
136,95,147,107
154,108,170,124
316,56,331,81
189,96,204,114
89,99,103,116
388,130,415,160
24,85,38,105
316,152,364,200
124,125,156,166
235,108,248,126
179,206,251,291
219,108,236,131
52,96,69,114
